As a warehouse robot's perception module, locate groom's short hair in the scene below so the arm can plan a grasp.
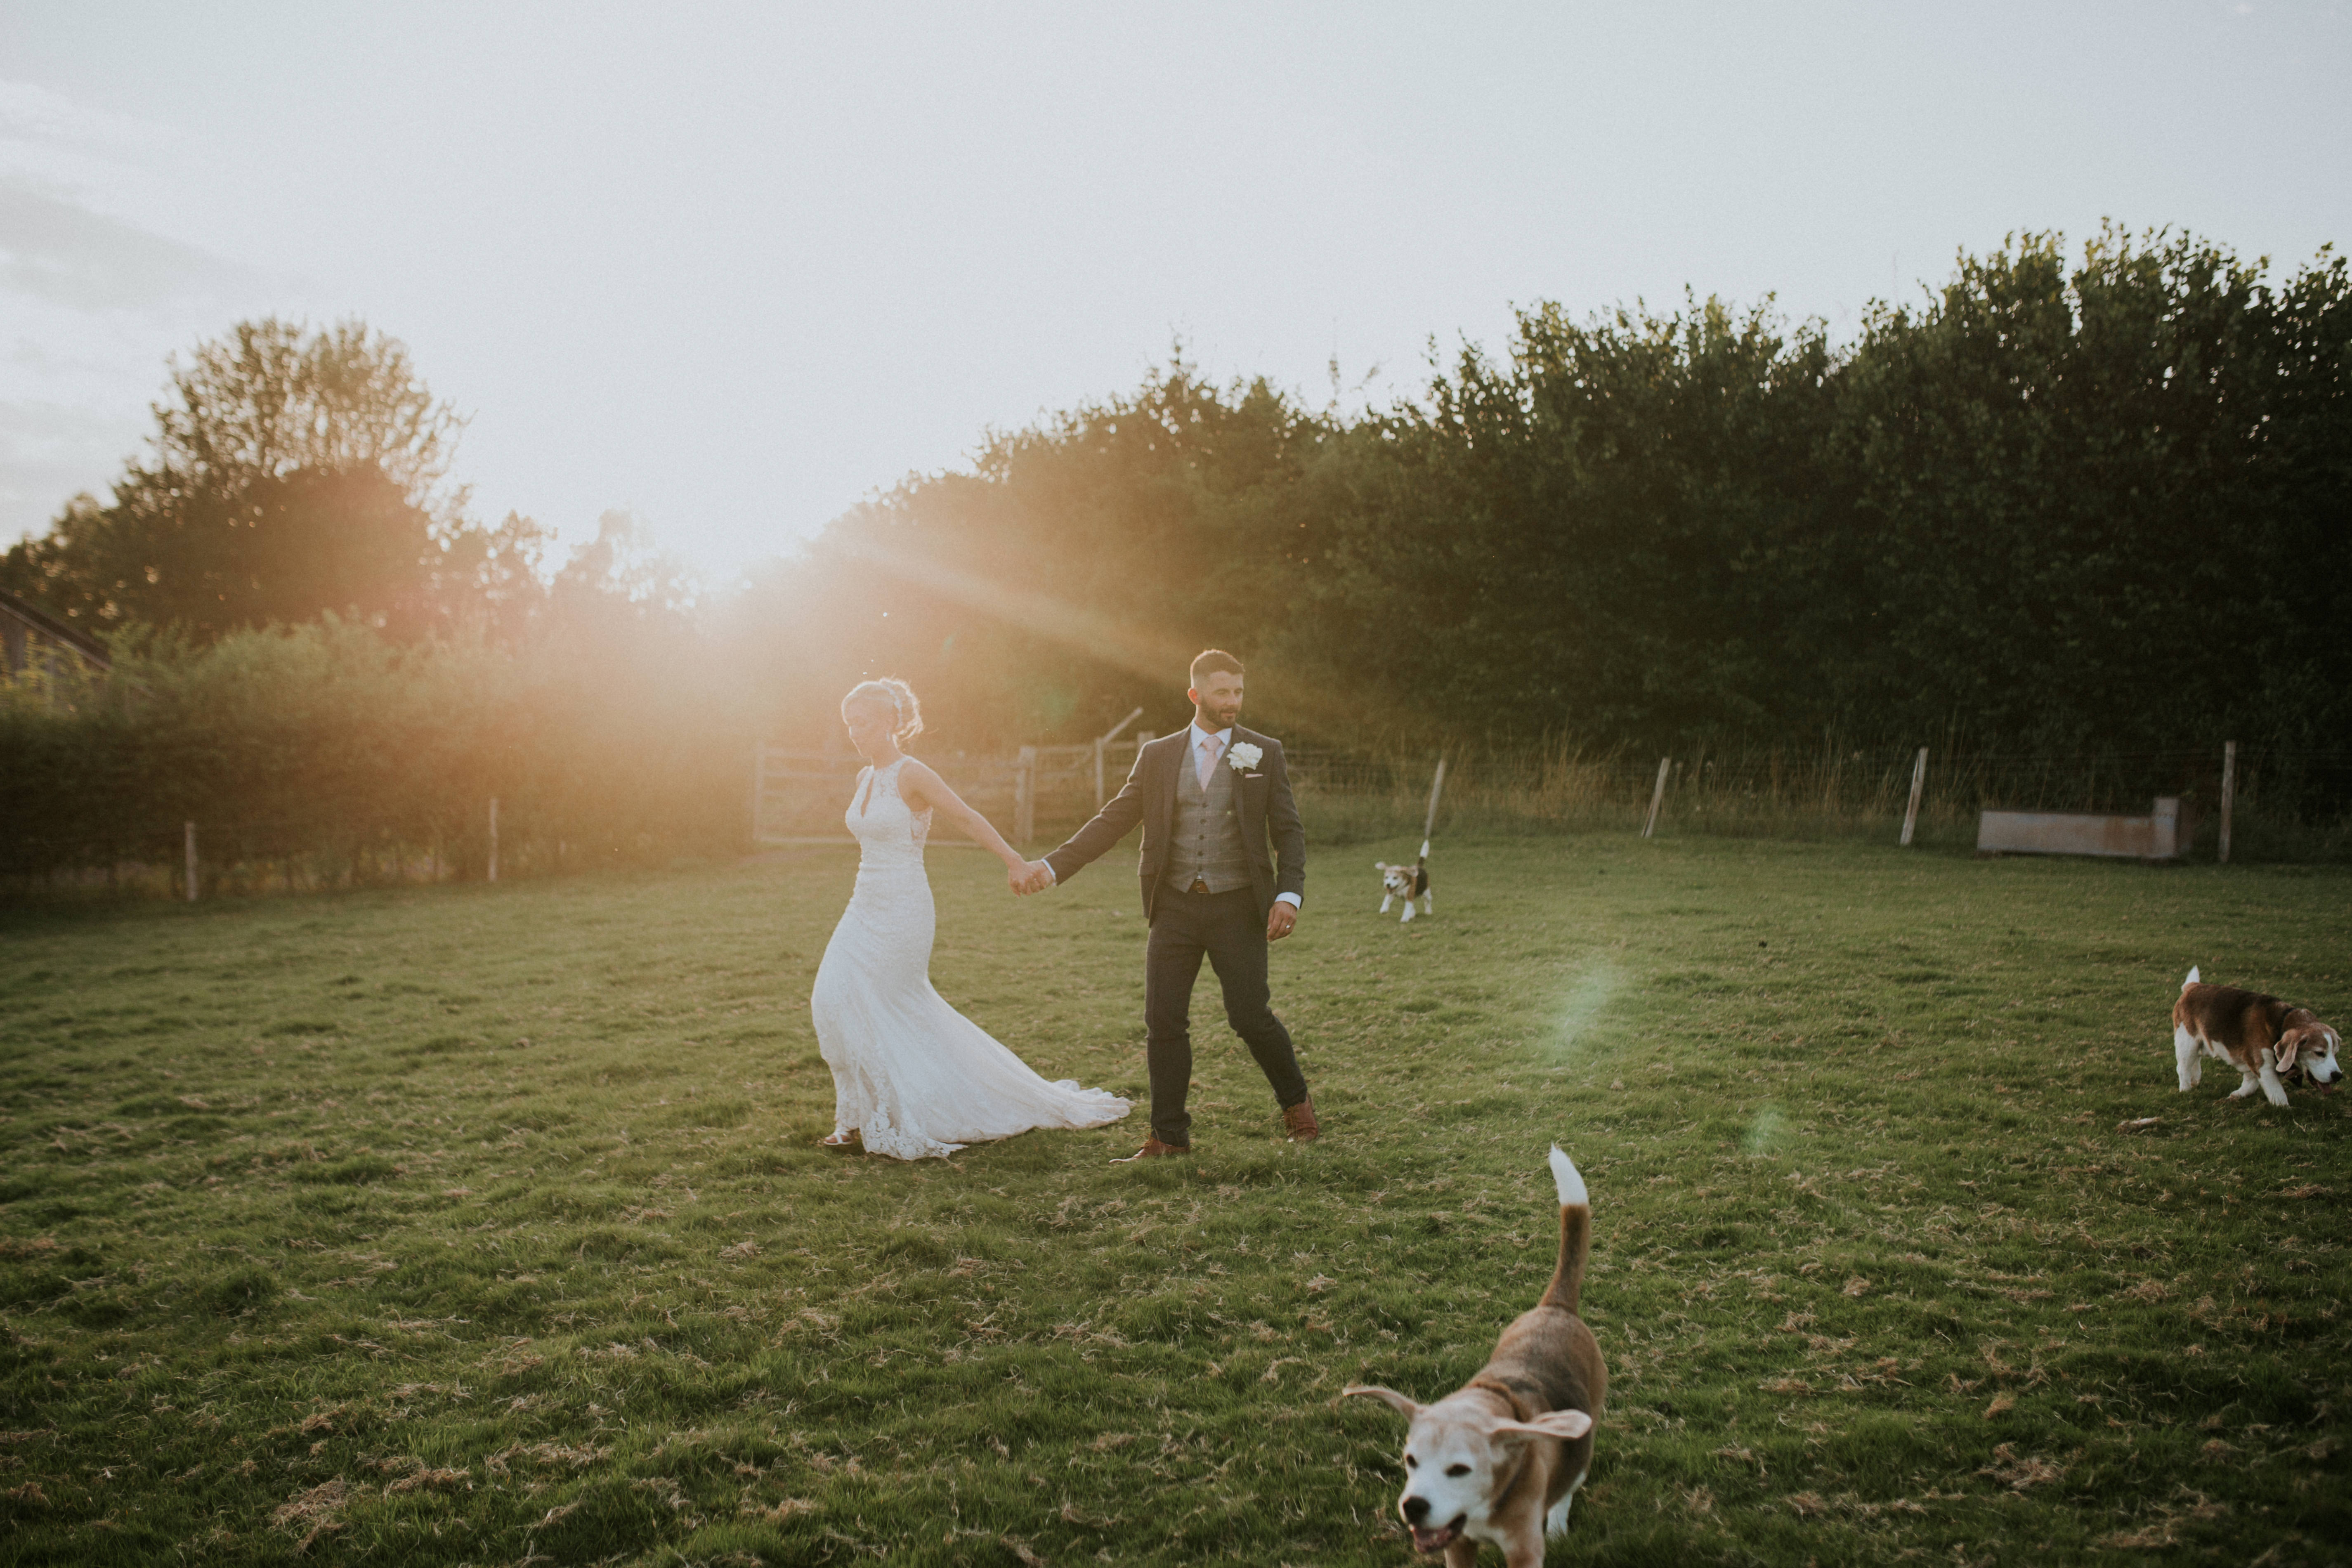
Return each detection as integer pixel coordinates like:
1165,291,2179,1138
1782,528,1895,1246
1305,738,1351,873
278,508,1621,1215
1190,649,1245,685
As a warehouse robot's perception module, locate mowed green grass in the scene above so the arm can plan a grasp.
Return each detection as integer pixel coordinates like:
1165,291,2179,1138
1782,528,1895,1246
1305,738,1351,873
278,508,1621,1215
1,836,2347,1567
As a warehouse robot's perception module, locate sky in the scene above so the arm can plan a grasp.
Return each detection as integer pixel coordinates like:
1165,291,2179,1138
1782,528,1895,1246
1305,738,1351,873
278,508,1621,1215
2,0,2347,581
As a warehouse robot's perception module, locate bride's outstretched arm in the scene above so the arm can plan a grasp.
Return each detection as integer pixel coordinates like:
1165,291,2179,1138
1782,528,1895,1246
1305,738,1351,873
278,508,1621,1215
895,761,1032,887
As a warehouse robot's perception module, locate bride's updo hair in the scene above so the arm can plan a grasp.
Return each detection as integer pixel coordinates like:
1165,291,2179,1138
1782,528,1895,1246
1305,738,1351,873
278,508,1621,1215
840,678,923,743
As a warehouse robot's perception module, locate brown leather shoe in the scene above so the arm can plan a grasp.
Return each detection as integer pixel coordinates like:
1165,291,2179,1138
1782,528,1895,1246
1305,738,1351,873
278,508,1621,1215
1281,1096,1320,1143
1113,1137,1190,1163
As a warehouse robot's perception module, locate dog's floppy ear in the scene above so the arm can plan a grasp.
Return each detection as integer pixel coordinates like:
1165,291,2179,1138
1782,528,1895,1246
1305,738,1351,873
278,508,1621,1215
2274,1033,2302,1073
1343,1384,1423,1418
1374,861,1391,872
1491,1409,1593,1441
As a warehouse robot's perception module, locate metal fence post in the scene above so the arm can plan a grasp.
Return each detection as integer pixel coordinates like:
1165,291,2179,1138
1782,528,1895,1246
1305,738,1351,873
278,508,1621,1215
184,820,198,902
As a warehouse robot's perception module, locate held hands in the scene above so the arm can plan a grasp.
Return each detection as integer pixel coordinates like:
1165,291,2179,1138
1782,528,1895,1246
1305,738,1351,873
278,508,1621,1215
1008,859,1056,896
1266,902,1297,941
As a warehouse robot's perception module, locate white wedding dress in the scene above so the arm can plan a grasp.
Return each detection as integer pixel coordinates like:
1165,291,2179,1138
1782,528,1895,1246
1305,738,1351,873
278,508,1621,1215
810,756,1129,1159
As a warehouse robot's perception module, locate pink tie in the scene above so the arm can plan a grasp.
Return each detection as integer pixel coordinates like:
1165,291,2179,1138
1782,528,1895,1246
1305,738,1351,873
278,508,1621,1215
1198,735,1222,787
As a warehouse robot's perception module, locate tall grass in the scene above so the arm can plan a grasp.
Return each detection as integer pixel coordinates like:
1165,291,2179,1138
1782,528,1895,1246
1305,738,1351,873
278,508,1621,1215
1294,743,2352,860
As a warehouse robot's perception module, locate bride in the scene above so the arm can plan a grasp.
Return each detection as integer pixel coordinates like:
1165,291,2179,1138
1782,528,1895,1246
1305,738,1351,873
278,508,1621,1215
810,678,1130,1159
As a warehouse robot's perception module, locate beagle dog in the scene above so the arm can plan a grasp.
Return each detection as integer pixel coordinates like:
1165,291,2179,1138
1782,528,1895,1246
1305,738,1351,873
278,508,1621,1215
2174,966,2343,1107
1376,841,1434,923
1347,1147,1605,1565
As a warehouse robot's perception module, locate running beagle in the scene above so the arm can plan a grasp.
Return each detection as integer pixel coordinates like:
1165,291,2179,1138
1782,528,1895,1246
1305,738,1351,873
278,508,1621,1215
1375,840,1434,923
1346,1147,1606,1565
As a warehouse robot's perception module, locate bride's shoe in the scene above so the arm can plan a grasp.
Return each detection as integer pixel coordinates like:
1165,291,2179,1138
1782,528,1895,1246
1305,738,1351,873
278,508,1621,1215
819,1130,860,1151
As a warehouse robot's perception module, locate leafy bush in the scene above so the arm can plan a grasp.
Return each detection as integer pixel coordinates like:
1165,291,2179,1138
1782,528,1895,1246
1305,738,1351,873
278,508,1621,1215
2,612,754,887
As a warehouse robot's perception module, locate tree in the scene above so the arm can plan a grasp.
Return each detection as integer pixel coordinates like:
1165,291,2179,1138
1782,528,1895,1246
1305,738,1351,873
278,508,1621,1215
1827,227,2352,751
777,361,1340,749
1309,294,1844,748
746,229,2348,759
1,318,531,642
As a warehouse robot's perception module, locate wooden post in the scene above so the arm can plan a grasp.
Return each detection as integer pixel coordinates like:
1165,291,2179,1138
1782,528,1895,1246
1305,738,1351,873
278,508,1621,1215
750,745,767,843
1900,746,1928,847
1091,706,1145,808
487,797,500,883
2219,741,2236,864
184,820,198,902
1014,746,1037,844
1641,758,1670,838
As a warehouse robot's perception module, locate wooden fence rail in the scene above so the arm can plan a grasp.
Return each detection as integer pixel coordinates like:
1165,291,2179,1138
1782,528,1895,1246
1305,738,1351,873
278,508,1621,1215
17,739,2344,902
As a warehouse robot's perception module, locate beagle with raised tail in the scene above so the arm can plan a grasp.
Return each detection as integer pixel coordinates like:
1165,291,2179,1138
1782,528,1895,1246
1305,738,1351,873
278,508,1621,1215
1376,840,1435,923
1346,1146,1606,1566
2174,966,2343,1107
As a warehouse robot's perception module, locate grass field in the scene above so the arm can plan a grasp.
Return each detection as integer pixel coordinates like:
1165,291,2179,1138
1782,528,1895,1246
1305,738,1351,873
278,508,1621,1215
1,834,2347,1566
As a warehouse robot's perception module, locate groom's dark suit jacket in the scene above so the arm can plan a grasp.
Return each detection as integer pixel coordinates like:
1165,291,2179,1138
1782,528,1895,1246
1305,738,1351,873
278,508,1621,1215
1044,726,1306,922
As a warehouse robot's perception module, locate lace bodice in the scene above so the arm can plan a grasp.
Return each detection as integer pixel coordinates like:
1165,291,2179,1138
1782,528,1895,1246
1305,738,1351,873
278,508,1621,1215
846,756,932,866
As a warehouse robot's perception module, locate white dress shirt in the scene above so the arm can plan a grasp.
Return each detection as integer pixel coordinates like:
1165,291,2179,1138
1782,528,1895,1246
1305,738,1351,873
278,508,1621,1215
1041,722,1302,909
1190,721,1233,779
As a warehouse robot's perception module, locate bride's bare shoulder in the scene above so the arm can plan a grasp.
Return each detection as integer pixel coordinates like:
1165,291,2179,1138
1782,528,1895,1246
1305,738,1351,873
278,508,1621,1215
895,756,951,804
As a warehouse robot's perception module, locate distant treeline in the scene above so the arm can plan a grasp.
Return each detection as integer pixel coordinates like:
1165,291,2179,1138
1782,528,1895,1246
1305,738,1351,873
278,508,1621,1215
760,226,2352,766
5,226,2350,886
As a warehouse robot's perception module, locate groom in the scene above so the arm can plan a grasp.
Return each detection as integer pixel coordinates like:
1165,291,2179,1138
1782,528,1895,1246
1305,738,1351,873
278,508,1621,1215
1018,650,1316,1160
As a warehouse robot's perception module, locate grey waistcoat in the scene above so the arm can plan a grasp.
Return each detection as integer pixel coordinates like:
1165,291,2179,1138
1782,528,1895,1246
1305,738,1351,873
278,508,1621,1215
1167,743,1253,894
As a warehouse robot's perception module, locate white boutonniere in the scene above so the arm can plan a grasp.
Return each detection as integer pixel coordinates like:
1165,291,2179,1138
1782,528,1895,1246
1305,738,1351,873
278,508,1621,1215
1227,741,1263,773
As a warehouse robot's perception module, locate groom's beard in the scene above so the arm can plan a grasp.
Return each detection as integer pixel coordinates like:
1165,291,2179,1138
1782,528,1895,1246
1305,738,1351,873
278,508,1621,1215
1202,705,1241,729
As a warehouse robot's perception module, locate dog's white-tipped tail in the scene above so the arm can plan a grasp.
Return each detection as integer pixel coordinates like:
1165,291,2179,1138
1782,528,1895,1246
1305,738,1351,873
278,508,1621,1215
1540,1145,1592,1314
1418,838,1431,860
2184,966,2201,991
1548,1143,1587,1209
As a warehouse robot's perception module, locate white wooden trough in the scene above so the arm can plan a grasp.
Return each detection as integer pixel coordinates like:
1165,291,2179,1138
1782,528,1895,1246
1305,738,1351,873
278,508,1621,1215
1976,797,2184,860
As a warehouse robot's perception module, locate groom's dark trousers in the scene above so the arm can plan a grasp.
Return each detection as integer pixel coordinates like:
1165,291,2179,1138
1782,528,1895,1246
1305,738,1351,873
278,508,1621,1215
1145,884,1308,1148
